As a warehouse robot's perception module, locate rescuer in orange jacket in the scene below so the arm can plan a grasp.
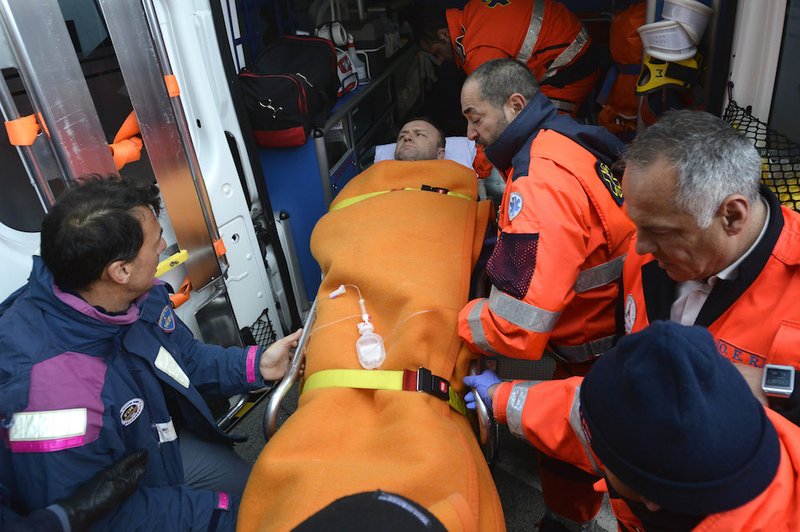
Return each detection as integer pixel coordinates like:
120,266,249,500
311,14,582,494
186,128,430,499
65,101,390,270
457,59,634,530
466,320,800,531
620,110,800,426
412,0,600,116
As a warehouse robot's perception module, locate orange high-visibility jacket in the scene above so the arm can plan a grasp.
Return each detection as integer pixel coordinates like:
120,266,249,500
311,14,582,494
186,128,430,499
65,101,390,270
238,160,504,531
446,0,598,114
458,97,634,364
622,188,800,423
493,377,800,531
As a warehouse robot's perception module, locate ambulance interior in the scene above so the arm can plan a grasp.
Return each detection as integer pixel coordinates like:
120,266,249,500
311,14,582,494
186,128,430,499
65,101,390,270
0,0,799,526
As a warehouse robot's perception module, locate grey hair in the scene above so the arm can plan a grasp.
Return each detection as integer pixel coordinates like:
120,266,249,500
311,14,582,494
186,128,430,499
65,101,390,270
622,110,762,228
467,59,539,108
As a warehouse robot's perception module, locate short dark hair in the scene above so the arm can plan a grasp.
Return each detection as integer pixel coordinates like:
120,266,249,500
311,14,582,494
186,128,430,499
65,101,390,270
410,3,447,44
41,175,162,291
402,116,446,149
467,59,539,108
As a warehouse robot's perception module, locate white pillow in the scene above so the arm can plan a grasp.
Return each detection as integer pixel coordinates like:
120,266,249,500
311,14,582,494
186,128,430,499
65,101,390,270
374,137,477,169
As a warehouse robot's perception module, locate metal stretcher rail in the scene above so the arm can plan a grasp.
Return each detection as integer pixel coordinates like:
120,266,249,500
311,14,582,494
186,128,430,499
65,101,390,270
263,297,317,439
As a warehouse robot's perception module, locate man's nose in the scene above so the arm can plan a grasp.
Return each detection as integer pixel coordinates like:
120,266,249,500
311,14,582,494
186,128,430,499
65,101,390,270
634,233,656,255
466,125,477,141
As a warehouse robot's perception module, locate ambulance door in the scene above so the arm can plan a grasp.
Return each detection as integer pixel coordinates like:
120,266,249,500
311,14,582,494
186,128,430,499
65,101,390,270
0,0,292,429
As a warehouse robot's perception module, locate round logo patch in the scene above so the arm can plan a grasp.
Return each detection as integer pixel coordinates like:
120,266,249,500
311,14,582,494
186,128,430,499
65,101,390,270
120,398,144,426
159,305,176,333
508,192,523,221
624,294,636,334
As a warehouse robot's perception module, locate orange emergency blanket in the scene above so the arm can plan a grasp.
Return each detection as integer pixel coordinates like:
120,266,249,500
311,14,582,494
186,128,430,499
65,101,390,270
238,159,504,531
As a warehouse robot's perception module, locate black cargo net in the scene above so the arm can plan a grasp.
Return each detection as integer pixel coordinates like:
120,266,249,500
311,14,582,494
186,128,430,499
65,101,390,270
723,92,800,211
248,308,277,347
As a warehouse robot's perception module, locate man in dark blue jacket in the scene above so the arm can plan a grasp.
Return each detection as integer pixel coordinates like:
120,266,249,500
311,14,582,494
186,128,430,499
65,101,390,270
0,176,301,530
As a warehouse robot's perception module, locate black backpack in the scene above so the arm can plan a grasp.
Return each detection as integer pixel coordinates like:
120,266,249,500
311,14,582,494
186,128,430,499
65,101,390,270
239,36,338,147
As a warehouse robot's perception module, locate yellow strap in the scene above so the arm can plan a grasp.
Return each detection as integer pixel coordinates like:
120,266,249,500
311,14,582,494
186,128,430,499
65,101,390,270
303,369,404,392
156,249,189,278
330,187,473,212
303,368,467,416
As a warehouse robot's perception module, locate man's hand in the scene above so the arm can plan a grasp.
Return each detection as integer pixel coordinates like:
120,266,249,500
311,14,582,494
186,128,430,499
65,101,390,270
259,329,303,381
463,370,501,411
55,449,148,531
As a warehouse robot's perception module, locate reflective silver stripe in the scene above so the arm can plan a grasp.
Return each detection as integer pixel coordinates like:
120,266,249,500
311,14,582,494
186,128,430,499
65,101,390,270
568,385,603,475
506,381,538,439
548,98,577,113
154,419,177,443
489,287,560,333
467,299,505,356
541,26,590,81
574,254,626,293
154,346,190,388
516,0,545,64
551,335,615,363
9,408,87,441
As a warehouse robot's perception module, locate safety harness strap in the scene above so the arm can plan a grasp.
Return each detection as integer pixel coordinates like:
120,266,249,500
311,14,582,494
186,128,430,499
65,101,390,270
516,0,545,65
331,186,473,211
302,367,467,416
549,335,616,364
541,27,590,81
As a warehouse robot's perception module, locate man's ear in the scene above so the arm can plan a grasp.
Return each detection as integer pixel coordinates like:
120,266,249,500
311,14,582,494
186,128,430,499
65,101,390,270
505,93,527,117
718,194,749,235
437,147,446,159
105,259,131,285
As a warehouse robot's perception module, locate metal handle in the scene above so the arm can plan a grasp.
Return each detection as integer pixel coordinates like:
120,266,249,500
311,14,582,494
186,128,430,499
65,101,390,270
263,297,317,440
469,360,497,464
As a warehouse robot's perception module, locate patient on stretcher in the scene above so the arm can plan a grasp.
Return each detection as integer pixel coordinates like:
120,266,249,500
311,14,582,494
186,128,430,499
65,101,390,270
238,121,504,531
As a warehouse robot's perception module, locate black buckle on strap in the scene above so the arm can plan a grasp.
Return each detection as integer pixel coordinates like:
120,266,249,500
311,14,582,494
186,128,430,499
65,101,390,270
404,367,450,400
421,184,450,195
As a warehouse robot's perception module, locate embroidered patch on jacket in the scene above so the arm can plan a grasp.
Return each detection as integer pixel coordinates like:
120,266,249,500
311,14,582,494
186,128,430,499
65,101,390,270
716,339,765,368
120,398,144,426
159,305,176,333
596,160,624,206
624,294,636,334
508,192,523,221
484,0,511,7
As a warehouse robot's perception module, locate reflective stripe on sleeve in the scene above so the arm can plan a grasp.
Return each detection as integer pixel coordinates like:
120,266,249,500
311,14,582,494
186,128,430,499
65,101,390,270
489,287,560,333
516,0,545,64
568,385,603,475
467,299,505,356
574,254,625,293
541,26,590,81
506,381,537,439
9,408,87,452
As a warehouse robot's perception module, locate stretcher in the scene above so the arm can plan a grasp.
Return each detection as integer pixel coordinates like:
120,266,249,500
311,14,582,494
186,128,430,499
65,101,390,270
239,159,505,531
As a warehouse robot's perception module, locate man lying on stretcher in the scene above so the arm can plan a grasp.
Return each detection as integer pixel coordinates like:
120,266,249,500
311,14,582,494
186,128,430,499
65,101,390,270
393,118,447,161
238,119,505,531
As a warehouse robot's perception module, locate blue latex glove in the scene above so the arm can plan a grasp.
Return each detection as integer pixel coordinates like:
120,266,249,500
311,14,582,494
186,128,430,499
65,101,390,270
463,370,502,411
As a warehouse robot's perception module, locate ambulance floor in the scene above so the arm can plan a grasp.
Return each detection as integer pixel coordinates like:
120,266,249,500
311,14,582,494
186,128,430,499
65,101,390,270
233,386,617,531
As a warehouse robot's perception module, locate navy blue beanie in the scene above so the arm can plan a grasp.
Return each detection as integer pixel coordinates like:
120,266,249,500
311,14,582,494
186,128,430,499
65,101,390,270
580,321,780,515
